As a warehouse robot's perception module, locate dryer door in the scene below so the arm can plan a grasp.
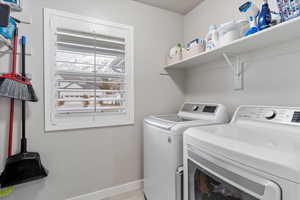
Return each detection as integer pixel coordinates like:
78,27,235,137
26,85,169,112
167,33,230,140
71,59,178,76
187,148,281,200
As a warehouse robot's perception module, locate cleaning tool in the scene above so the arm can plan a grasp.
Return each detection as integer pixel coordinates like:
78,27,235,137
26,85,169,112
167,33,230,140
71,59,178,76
258,0,272,30
0,25,18,191
0,17,16,48
0,36,48,188
0,3,10,27
0,19,16,195
0,0,21,11
7,27,18,158
0,72,38,101
0,27,38,102
239,1,260,36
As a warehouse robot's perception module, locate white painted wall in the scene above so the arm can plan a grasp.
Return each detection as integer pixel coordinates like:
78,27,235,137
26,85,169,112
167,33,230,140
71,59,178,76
183,0,300,115
0,0,184,199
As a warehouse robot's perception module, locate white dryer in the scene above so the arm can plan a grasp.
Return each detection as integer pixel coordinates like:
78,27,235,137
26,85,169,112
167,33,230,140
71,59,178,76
144,103,229,200
184,105,300,200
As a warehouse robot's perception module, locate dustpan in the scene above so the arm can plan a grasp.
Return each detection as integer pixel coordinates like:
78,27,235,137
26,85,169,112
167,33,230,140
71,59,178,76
0,36,48,188
0,152,48,188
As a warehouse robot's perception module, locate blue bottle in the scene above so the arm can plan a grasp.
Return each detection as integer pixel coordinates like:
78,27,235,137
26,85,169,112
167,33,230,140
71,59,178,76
0,17,17,40
258,0,272,30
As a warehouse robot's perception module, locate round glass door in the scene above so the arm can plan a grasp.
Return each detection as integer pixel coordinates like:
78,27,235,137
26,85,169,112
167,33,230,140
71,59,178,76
188,159,259,200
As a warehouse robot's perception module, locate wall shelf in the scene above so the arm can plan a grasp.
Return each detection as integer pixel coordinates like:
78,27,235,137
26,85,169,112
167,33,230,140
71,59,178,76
165,16,300,70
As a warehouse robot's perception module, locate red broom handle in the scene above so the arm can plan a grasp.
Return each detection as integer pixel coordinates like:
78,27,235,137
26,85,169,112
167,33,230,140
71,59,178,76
12,29,18,73
8,29,18,156
8,99,14,156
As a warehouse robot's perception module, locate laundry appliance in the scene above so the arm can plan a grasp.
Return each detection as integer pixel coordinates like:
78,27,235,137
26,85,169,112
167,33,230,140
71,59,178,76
184,105,300,200
144,103,229,200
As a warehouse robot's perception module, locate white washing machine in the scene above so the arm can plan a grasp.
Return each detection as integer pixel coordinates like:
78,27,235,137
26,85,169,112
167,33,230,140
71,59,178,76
144,103,229,200
184,105,300,200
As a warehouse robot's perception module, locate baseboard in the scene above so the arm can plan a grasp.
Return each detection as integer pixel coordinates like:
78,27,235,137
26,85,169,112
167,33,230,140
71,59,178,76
66,180,144,200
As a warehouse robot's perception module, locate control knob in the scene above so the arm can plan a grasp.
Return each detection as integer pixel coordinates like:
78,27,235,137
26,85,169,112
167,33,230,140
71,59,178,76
265,110,277,120
193,105,199,111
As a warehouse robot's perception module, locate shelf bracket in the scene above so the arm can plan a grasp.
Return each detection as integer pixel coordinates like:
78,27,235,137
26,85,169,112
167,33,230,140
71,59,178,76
223,53,243,90
160,73,170,76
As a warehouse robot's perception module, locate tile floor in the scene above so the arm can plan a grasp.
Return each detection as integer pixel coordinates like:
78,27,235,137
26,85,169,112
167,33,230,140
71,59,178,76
109,190,144,200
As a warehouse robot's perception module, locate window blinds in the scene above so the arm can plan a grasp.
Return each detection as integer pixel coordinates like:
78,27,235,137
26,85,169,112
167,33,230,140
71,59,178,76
54,29,127,115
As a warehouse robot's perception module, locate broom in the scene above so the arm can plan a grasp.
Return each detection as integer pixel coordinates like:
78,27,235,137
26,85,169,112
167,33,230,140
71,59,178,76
0,36,48,188
0,20,17,192
0,28,38,102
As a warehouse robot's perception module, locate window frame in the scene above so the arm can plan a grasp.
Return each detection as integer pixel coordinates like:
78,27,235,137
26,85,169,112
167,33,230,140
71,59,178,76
44,8,135,132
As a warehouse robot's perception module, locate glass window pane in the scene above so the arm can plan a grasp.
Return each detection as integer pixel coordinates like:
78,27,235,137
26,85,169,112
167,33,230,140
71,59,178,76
56,50,95,73
56,50,94,65
54,29,127,116
96,54,125,74
55,75,96,114
188,160,259,200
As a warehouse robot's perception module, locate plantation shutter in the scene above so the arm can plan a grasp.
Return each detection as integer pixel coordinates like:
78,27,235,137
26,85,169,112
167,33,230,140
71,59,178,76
55,29,127,115
44,9,134,131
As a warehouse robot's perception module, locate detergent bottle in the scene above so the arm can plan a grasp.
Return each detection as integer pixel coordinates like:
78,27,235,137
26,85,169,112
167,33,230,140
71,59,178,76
239,1,260,36
258,0,272,30
205,25,219,50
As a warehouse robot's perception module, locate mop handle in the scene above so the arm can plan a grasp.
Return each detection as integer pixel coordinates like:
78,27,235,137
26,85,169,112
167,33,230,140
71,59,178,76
21,36,26,76
8,29,18,156
21,36,27,153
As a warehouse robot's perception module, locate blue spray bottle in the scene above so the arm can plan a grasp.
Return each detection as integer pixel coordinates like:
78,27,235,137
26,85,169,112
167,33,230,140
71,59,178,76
239,1,260,36
258,0,272,30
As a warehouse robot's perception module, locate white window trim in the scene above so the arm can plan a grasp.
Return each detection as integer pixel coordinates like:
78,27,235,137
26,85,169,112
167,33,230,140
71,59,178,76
44,8,135,132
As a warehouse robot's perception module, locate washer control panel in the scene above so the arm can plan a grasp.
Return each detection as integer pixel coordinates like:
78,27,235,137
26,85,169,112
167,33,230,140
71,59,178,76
182,104,218,114
235,106,300,125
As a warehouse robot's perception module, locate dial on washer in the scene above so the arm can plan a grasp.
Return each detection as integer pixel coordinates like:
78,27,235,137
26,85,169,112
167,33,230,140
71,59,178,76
265,110,277,120
193,106,199,111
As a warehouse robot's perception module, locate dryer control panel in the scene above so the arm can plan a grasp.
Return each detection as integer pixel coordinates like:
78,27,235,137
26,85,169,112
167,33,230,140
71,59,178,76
234,106,300,125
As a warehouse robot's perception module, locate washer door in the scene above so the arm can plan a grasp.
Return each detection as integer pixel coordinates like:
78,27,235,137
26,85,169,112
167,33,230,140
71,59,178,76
187,148,282,200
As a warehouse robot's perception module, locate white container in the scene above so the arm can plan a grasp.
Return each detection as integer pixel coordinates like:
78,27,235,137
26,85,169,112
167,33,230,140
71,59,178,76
205,25,219,50
218,20,249,46
167,53,182,65
182,41,205,60
167,45,183,65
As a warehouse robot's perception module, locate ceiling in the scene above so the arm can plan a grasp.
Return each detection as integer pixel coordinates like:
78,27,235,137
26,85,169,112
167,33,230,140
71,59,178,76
132,0,203,15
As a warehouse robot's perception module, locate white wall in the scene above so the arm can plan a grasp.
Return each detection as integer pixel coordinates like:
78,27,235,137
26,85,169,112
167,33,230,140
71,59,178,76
0,0,184,199
183,0,300,115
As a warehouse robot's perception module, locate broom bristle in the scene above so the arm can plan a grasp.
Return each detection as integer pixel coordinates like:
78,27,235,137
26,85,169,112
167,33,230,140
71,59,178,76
0,78,38,102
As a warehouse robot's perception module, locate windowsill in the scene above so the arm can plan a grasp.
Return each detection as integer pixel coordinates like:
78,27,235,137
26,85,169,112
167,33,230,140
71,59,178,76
45,120,135,132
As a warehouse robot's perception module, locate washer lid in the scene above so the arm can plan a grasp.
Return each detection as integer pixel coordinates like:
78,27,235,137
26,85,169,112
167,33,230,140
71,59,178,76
144,115,180,130
144,115,218,131
152,115,193,122
185,122,300,183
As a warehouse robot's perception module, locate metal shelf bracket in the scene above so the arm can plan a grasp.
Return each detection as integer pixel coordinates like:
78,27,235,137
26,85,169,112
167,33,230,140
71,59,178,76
223,53,244,90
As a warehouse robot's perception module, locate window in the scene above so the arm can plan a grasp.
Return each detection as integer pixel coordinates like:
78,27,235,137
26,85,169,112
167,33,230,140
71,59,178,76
44,9,134,131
